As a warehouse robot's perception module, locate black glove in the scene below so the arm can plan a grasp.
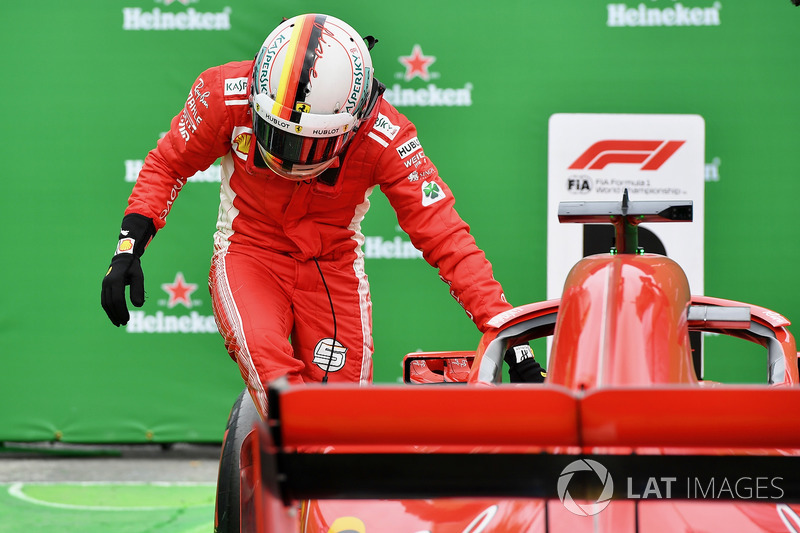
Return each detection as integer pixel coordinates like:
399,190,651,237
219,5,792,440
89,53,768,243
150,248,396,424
101,214,156,327
504,343,547,383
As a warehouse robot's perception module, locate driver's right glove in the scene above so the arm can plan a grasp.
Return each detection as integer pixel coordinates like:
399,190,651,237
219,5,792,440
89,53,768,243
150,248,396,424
101,213,156,327
504,343,547,383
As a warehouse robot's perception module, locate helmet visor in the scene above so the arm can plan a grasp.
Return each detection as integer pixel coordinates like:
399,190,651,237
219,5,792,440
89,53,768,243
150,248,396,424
254,114,351,167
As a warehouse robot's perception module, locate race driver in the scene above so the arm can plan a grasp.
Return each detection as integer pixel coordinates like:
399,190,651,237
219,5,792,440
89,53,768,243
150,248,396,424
101,14,545,417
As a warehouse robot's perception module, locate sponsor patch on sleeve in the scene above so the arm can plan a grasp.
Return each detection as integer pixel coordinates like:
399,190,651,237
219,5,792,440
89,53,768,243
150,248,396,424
178,77,210,143
396,136,422,159
421,180,447,206
373,113,400,140
407,165,436,183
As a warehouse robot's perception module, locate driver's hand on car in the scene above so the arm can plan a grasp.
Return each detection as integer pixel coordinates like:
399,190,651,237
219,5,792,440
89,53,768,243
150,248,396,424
504,343,547,383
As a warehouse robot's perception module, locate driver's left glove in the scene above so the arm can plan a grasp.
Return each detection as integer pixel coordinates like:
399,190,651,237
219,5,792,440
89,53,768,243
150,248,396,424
504,343,547,383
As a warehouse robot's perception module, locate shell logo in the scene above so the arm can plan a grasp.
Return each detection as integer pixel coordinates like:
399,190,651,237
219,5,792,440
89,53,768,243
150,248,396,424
116,238,134,254
327,516,365,533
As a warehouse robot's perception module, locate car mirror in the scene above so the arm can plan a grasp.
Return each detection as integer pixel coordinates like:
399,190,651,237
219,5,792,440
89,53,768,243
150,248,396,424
402,352,475,384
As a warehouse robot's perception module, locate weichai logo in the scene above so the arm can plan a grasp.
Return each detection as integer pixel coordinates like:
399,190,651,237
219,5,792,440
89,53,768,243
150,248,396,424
569,140,685,171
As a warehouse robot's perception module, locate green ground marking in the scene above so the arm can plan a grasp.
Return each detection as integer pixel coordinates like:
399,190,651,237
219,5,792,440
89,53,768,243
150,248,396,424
11,482,215,510
0,483,216,533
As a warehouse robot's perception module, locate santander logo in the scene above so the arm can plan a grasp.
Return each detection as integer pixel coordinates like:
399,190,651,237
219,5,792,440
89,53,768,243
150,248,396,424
569,140,685,171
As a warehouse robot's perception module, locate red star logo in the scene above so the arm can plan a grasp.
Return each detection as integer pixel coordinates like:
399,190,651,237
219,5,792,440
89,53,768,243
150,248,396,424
161,272,198,309
399,44,436,82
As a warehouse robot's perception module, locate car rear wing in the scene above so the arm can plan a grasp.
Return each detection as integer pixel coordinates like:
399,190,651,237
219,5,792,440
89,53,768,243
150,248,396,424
267,383,800,450
558,190,692,254
249,382,800,503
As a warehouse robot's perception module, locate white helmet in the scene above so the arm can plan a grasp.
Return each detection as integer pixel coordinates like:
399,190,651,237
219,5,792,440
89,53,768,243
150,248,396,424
251,14,375,180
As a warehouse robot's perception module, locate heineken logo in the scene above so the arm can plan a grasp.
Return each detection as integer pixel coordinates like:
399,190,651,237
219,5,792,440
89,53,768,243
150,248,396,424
364,236,423,259
398,45,436,82
126,311,218,333
385,45,473,108
607,2,722,27
122,6,232,31
384,83,473,108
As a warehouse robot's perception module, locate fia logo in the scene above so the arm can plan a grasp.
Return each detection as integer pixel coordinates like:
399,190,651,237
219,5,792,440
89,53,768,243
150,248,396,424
567,176,593,194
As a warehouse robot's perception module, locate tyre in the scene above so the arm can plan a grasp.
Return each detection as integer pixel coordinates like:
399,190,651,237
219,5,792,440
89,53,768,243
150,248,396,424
215,388,261,533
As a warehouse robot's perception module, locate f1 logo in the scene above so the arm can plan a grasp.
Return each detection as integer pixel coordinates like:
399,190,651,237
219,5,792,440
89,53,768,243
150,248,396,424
569,140,685,171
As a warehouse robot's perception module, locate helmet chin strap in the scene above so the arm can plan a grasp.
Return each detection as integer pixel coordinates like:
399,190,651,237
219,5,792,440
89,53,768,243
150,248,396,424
314,78,384,188
360,78,386,124
316,157,341,186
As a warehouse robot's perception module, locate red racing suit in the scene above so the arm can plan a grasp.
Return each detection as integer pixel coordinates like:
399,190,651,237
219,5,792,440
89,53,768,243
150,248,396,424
125,60,512,416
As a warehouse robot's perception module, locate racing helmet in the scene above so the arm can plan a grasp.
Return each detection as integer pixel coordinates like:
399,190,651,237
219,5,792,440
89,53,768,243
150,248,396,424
251,14,374,180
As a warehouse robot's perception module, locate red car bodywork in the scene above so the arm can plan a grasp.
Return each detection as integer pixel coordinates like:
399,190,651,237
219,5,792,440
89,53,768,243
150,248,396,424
236,197,800,532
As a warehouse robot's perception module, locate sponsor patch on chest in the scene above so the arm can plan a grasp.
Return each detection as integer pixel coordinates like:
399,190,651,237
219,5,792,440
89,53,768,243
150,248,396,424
224,77,248,96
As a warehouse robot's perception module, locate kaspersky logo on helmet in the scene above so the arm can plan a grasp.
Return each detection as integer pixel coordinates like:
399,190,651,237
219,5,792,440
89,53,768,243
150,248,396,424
384,44,473,108
123,0,232,31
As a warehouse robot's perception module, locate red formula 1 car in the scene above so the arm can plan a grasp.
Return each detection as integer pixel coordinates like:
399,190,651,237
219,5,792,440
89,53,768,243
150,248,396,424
215,192,800,533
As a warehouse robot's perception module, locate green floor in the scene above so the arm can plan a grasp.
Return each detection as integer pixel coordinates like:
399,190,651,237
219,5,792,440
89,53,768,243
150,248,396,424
0,482,215,533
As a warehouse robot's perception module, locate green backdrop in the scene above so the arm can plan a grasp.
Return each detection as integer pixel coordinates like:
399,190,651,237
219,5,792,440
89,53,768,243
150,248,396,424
1,0,797,442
